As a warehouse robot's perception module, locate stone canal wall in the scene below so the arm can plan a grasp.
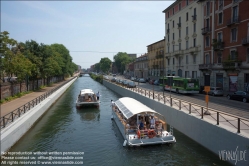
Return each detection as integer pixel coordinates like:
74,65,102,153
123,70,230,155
103,80,249,166
1,77,77,153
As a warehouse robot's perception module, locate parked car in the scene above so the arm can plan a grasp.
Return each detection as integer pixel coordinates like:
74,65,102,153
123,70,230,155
138,78,146,83
149,79,155,85
203,87,224,96
127,81,136,88
111,78,116,82
154,79,159,86
131,77,136,81
122,80,128,86
227,91,249,103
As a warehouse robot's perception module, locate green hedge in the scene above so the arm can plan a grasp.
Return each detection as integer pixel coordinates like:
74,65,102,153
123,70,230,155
89,73,103,84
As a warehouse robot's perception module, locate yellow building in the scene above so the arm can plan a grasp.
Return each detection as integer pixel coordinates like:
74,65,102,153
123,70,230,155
147,39,166,79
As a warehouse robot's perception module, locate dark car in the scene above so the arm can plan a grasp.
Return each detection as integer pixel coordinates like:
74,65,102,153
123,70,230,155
111,78,116,82
227,91,249,103
138,78,146,83
154,79,159,86
127,81,136,88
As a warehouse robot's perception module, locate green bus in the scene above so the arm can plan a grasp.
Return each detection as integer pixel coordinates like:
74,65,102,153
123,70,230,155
159,76,199,94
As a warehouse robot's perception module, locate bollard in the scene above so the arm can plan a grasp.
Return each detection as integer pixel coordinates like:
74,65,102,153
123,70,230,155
189,103,191,114
238,118,240,133
201,107,203,119
217,112,219,125
170,98,172,107
179,100,181,110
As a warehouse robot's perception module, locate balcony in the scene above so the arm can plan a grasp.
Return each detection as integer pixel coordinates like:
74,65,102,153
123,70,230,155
201,27,211,35
156,54,164,59
242,36,249,45
173,50,183,57
167,29,170,34
199,64,213,70
192,15,197,22
177,23,181,29
188,46,198,54
213,42,224,51
222,60,241,70
227,16,240,26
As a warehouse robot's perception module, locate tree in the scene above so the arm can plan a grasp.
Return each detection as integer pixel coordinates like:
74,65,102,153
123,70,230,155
113,52,132,74
94,63,100,73
99,57,112,73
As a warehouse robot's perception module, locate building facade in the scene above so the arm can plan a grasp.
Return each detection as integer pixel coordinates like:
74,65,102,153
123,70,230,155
163,0,203,80
147,39,166,80
198,0,249,92
134,54,148,79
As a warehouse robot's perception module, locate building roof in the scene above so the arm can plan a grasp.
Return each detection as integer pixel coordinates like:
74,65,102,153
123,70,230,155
147,39,165,47
114,97,158,119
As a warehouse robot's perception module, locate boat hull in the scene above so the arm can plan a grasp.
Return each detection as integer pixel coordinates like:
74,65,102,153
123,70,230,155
76,100,99,108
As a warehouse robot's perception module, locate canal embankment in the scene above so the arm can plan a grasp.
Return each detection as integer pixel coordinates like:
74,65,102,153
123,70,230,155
103,80,249,166
1,77,78,154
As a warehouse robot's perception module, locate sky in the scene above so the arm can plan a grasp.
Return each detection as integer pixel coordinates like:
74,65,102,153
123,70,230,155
1,1,174,69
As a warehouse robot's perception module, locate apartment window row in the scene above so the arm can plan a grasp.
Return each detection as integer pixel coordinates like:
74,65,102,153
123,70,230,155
167,55,196,66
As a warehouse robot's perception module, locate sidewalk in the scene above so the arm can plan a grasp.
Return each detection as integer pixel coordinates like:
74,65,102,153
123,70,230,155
0,76,75,117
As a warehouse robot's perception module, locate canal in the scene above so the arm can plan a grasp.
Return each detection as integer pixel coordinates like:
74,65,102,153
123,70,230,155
6,76,231,166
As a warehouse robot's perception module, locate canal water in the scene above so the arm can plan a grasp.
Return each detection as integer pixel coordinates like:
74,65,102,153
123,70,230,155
6,76,231,166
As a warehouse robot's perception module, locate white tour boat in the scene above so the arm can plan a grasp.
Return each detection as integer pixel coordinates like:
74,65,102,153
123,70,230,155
111,97,176,147
76,89,99,108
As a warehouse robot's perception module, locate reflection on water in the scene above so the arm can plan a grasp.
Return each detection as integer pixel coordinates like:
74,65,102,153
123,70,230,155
76,108,100,121
4,76,232,166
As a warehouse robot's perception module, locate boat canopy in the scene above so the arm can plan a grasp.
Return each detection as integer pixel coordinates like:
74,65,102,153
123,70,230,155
114,97,157,119
80,89,95,95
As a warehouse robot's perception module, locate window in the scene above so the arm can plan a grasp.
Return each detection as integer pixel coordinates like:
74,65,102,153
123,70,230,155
179,3,181,11
207,1,210,16
206,18,210,28
186,12,188,21
186,40,189,49
217,32,223,42
205,54,210,64
230,50,237,60
168,12,169,18
231,28,237,42
193,38,196,47
173,8,174,14
185,71,189,78
192,71,197,78
179,30,181,38
173,33,175,40
186,0,189,6
218,12,223,24
193,55,196,63
217,52,222,64
168,23,169,29
179,43,181,50
173,21,174,28
173,58,175,65
186,55,189,64
179,17,181,23
194,23,196,33
219,0,223,10
206,36,210,47
232,6,238,22
194,8,196,15
186,26,188,35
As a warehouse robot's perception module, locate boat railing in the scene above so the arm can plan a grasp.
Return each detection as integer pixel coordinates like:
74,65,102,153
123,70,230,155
106,79,249,134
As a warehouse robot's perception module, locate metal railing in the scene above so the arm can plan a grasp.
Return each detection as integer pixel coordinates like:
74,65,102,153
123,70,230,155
107,79,249,134
0,77,76,129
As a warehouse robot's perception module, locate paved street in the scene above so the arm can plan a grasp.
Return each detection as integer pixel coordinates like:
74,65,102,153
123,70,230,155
115,76,249,119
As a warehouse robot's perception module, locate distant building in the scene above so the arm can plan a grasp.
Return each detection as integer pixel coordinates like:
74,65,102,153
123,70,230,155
134,54,148,79
127,54,137,60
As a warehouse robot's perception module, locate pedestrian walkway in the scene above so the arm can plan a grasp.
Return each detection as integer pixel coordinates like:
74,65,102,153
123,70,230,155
1,76,76,117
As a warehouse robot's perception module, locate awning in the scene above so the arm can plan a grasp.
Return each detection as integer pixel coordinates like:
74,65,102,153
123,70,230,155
114,97,156,119
80,89,95,95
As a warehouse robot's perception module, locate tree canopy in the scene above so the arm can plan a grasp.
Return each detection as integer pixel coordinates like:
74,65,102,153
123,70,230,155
113,52,133,74
0,31,78,82
99,57,112,73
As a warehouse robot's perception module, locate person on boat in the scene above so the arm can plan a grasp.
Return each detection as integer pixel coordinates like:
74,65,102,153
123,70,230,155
150,116,155,129
139,121,144,130
110,100,115,107
96,91,100,100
